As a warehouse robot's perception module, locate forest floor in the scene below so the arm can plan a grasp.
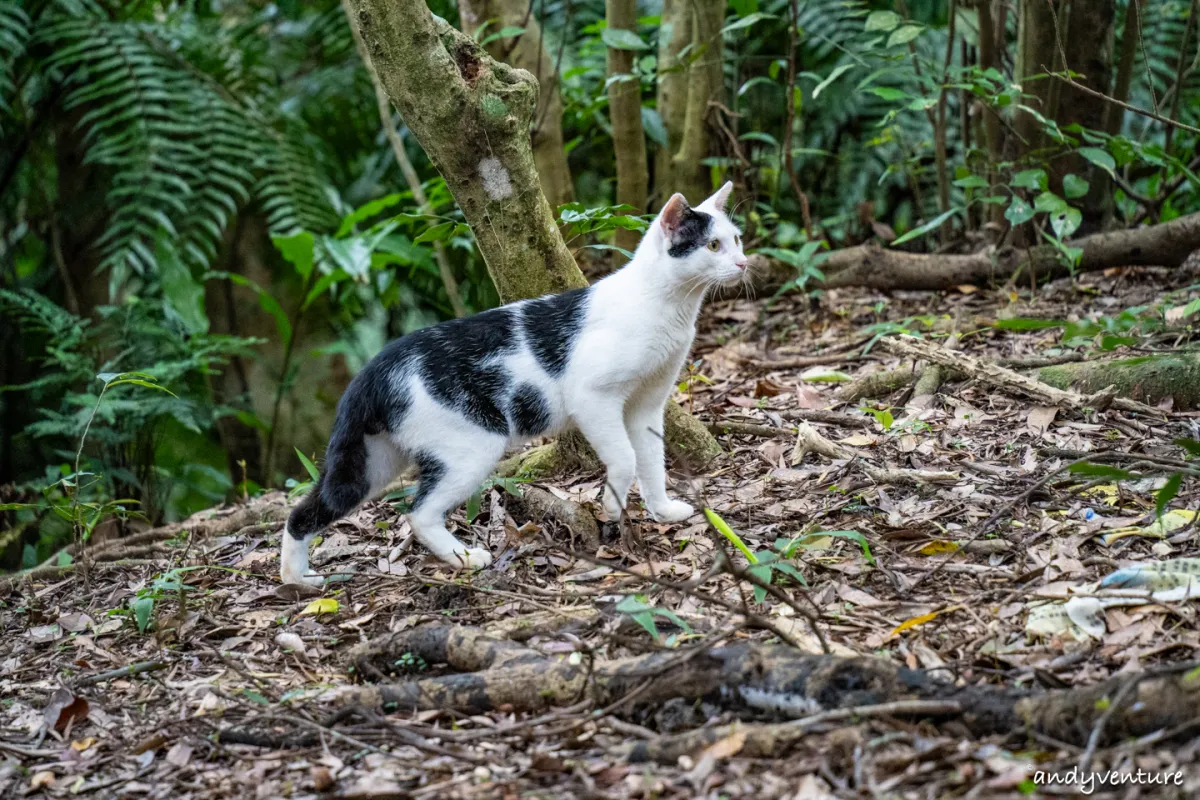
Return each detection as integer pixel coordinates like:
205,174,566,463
5,264,1200,799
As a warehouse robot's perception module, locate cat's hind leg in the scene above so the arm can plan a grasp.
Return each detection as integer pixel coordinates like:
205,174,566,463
281,434,402,586
407,435,506,568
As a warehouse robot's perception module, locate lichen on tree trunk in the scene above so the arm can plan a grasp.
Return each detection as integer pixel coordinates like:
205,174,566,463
606,0,649,255
456,0,576,209
343,0,720,471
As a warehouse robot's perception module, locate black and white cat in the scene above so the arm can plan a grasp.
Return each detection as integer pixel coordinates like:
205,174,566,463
280,183,747,585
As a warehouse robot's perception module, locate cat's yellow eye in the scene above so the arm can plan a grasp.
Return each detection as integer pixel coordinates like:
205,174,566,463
707,239,720,252
734,234,741,246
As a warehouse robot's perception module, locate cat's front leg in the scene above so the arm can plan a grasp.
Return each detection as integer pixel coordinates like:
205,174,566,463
627,394,694,522
574,399,638,519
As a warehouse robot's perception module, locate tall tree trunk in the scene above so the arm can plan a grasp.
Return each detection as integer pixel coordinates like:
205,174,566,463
654,0,690,207
1014,0,1062,154
1105,0,1144,135
975,0,1005,230
606,0,649,255
343,0,720,467
1056,0,1116,231
457,0,576,209
672,0,725,204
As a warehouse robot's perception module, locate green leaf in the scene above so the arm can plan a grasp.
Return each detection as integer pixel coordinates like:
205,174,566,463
953,174,989,189
890,208,958,246
107,379,177,397
294,448,320,482
1063,174,1089,199
866,86,909,102
813,64,855,99
994,318,1066,330
865,10,901,32
886,25,923,47
1069,462,1134,480
415,221,457,243
641,107,667,148
466,489,482,523
1050,207,1082,239
1078,147,1116,176
131,596,154,634
322,237,372,281
1156,473,1183,518
722,12,775,33
1005,196,1035,225
157,240,208,334
336,193,405,237
1034,192,1068,214
272,231,315,282
57,550,73,567
1011,169,1048,191
703,508,758,563
601,28,650,50
480,25,526,46
1175,438,1200,457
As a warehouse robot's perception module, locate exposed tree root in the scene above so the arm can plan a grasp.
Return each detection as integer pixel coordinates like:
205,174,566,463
335,624,1200,763
2,494,289,595
748,212,1200,292
508,486,600,552
835,366,915,402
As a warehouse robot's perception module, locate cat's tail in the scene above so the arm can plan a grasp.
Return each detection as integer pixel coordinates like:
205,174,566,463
281,415,372,584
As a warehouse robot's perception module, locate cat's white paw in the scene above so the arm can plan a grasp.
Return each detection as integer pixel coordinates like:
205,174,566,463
649,499,695,523
280,568,324,587
603,489,626,520
446,547,492,570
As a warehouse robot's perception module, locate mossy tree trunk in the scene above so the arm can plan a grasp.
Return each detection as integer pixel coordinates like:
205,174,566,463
343,0,720,470
606,0,649,255
456,0,576,209
672,0,725,204
654,0,690,208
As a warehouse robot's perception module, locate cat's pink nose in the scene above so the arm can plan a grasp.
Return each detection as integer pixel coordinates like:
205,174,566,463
735,257,748,270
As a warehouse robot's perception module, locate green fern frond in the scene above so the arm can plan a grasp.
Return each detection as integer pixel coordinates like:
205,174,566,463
0,1,30,127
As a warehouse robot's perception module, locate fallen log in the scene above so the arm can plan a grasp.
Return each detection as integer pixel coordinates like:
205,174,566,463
878,336,1166,416
335,623,1200,761
749,211,1200,292
1038,352,1200,411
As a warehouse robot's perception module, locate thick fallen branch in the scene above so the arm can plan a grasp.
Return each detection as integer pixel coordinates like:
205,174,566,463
791,423,959,485
880,336,1165,416
749,211,1200,291
335,624,1200,762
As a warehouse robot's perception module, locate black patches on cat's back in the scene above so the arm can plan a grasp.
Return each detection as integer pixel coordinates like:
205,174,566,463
509,383,552,436
413,306,517,434
522,287,590,377
667,207,713,259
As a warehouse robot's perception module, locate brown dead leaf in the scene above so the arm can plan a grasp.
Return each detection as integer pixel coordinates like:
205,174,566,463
43,687,89,732
30,771,55,790
697,729,746,761
1026,405,1058,437
754,379,786,397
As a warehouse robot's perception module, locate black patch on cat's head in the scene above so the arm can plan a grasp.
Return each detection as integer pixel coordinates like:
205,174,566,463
666,207,714,259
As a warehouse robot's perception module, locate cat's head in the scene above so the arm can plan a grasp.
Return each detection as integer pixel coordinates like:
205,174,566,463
652,182,747,290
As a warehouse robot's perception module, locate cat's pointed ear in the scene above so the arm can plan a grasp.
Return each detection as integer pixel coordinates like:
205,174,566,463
659,193,689,236
707,181,734,213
